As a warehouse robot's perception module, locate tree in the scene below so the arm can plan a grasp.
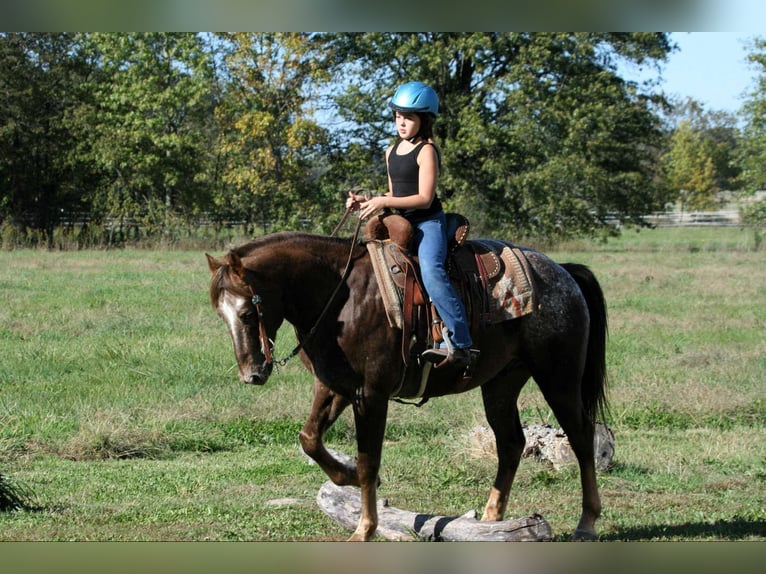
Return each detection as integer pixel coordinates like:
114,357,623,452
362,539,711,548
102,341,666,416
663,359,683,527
662,118,720,211
0,33,690,246
73,33,216,242
737,36,766,251
739,36,766,195
313,33,673,240
661,97,740,212
0,33,92,243
213,33,332,234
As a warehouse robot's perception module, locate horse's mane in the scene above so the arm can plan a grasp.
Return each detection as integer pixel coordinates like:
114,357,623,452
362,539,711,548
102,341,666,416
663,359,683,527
232,231,351,259
209,232,355,307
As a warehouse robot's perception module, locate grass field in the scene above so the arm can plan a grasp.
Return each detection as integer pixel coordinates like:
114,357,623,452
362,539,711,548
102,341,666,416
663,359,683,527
0,226,764,541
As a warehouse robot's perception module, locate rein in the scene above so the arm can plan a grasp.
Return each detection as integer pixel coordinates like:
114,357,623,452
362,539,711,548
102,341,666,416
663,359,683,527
250,207,363,370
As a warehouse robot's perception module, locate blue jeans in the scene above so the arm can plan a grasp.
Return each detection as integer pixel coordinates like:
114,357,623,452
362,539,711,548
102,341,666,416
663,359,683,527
412,212,473,349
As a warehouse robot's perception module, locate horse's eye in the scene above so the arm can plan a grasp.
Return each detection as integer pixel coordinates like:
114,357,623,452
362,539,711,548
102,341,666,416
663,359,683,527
239,309,255,322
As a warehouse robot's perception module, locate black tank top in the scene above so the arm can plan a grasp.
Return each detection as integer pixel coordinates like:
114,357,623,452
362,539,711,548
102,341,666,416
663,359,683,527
387,139,442,223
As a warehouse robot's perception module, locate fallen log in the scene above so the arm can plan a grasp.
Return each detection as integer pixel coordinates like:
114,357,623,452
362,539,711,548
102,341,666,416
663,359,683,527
469,422,615,471
317,481,552,542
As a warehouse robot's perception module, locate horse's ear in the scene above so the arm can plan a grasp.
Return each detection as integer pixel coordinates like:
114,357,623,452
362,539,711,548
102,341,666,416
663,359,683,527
206,253,222,273
227,251,245,279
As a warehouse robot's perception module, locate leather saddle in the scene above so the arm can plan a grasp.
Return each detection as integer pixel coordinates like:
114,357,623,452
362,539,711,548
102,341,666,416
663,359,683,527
364,211,535,401
364,211,474,339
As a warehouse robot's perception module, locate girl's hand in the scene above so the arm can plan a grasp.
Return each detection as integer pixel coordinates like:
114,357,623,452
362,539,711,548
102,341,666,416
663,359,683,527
358,196,387,220
345,191,367,211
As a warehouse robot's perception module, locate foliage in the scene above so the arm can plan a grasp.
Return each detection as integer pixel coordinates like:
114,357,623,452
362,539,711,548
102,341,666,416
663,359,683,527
317,32,674,240
741,199,766,225
1,32,764,246
0,472,34,512
738,36,766,195
0,33,92,244
213,33,334,234
661,98,742,211
72,33,217,239
662,119,720,210
662,98,741,191
740,199,766,250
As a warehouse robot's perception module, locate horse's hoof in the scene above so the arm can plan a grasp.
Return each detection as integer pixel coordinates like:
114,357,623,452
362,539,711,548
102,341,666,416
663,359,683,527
571,528,599,541
347,531,370,542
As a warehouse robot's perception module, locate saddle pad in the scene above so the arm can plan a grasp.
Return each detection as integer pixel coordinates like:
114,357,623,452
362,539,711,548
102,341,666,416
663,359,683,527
468,239,535,321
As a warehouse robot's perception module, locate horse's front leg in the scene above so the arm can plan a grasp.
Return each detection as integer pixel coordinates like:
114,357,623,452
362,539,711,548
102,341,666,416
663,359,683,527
348,391,389,542
299,378,358,486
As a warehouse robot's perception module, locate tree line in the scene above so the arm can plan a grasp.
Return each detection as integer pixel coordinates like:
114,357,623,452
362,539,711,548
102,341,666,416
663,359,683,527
1,32,764,248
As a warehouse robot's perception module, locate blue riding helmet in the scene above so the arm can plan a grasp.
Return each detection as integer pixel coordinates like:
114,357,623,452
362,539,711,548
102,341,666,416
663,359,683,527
388,81,439,117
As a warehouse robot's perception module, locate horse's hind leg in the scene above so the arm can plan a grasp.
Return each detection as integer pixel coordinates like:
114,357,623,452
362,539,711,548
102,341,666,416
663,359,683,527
479,368,527,522
299,378,359,486
536,372,601,541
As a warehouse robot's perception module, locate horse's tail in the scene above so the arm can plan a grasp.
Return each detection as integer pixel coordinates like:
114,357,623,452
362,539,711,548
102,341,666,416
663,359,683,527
560,262,609,423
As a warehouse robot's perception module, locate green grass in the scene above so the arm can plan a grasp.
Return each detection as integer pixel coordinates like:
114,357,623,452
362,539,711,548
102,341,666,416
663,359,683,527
1,227,764,541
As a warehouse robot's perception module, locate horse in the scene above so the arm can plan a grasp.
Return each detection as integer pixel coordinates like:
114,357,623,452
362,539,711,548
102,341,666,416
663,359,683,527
206,229,608,541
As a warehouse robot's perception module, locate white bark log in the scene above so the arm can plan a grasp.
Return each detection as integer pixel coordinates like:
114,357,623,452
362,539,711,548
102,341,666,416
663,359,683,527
316,481,552,542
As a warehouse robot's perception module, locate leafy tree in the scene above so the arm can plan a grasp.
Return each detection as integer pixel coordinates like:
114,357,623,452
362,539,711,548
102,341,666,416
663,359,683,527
0,33,92,243
661,97,740,211
739,36,766,195
1,33,701,246
314,32,673,240
662,118,720,211
213,33,332,234
736,36,766,251
73,33,216,241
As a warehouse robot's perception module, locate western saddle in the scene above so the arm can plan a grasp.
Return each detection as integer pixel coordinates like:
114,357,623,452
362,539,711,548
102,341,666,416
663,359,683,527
364,210,537,400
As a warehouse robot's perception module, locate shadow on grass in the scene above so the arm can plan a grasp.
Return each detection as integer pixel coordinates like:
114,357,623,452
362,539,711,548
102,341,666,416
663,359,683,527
601,517,766,541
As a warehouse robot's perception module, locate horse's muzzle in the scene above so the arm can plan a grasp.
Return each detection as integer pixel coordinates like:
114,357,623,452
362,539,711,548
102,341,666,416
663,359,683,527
239,363,273,385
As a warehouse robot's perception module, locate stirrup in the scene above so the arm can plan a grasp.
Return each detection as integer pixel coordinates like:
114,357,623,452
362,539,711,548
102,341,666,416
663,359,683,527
421,347,476,370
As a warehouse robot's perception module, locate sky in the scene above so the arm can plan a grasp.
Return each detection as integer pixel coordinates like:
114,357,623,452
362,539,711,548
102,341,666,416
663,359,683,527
648,32,762,115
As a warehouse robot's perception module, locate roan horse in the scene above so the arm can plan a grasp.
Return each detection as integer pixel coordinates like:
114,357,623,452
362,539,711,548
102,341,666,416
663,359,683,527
206,228,608,541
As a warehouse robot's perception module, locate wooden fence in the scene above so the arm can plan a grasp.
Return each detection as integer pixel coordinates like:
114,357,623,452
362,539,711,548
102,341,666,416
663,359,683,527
641,209,741,227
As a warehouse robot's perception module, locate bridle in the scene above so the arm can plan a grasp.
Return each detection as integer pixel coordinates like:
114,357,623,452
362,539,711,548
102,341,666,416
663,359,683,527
243,207,364,371
246,289,274,366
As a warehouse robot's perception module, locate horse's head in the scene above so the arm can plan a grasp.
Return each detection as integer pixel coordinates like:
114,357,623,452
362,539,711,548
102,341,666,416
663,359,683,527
206,250,283,385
